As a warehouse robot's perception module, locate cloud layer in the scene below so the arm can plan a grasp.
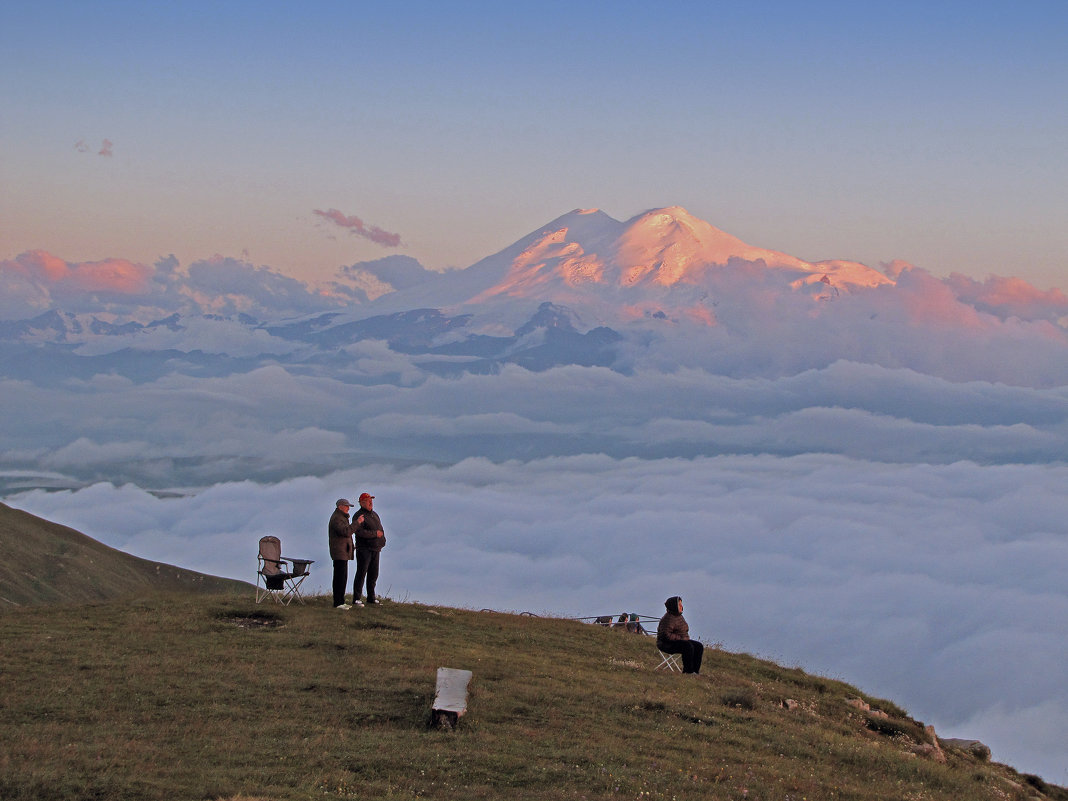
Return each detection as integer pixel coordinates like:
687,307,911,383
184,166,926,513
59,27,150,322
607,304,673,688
10,453,1067,782
2,359,1065,493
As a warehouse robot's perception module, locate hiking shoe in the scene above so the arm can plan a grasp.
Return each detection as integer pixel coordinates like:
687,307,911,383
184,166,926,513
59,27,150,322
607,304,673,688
353,599,364,607
367,599,381,605
335,604,352,610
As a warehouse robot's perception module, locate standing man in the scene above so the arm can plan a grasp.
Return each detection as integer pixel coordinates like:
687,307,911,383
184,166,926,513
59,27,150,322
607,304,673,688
328,498,360,609
352,492,386,605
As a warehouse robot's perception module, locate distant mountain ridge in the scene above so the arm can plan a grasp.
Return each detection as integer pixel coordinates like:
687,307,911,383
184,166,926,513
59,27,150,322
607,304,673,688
1,204,1065,387
0,206,897,375
0,503,250,608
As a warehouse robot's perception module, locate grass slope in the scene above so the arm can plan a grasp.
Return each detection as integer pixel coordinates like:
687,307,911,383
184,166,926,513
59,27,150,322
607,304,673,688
0,593,1062,801
0,502,250,609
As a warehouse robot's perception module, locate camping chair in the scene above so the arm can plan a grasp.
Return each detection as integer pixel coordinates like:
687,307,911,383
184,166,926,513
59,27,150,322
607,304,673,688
655,648,682,672
256,536,314,605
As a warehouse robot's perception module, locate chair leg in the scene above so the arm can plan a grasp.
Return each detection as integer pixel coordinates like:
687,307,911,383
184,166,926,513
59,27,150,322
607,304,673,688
259,584,287,605
656,650,682,672
283,575,308,605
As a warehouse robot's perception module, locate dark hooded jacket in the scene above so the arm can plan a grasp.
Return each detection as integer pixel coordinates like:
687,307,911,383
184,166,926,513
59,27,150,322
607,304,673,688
656,596,690,649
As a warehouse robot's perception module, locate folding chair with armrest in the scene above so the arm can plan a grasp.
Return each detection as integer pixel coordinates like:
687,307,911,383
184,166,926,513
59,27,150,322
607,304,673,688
256,535,314,605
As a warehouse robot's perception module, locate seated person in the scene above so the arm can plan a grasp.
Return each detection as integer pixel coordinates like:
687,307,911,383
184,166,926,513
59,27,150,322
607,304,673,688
656,595,704,674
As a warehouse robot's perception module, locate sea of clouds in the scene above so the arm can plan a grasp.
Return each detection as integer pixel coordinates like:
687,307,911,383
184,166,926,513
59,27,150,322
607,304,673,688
2,246,1066,783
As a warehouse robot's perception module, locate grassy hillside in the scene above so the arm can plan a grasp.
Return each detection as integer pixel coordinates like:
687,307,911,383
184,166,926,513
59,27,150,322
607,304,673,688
0,593,1062,801
0,502,250,608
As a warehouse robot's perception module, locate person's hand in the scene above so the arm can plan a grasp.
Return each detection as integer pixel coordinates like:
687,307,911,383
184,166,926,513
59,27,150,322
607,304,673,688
357,515,364,524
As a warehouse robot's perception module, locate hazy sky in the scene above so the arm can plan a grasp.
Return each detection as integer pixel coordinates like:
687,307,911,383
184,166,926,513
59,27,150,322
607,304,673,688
3,1,1066,288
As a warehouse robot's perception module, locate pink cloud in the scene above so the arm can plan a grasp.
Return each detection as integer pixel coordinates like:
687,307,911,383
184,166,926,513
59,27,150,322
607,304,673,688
894,269,989,329
5,251,152,294
73,139,113,156
881,260,916,280
313,208,401,247
945,273,1068,322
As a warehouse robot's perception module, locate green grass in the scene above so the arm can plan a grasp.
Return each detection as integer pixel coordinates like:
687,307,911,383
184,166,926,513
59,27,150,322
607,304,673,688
0,593,1061,801
0,503,250,608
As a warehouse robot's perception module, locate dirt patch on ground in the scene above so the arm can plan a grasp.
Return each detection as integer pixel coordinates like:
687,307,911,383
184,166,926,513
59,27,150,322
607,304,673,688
218,611,285,629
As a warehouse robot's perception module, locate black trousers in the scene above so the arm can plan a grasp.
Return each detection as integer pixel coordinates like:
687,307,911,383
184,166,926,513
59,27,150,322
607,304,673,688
354,548,381,602
659,639,704,674
332,559,349,607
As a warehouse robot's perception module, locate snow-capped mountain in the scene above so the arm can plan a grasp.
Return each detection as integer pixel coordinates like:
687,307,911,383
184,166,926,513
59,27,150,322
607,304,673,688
359,206,892,327
467,205,890,298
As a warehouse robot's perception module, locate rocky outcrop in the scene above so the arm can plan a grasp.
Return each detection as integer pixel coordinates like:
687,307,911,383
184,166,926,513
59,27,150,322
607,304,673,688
941,738,992,761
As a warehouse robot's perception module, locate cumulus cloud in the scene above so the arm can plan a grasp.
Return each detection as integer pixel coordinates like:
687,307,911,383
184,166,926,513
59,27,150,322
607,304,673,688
0,251,349,323
313,208,402,247
9,454,1067,781
3,250,152,295
0,251,180,320
0,266,52,318
944,273,1068,323
182,256,343,318
588,265,1068,387
333,255,441,301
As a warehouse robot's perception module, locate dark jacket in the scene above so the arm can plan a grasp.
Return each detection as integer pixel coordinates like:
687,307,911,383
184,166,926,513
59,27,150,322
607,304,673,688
328,508,355,560
656,596,690,649
353,508,386,552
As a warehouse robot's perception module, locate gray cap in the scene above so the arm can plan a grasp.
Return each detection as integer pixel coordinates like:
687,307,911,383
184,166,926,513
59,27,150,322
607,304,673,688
336,498,352,507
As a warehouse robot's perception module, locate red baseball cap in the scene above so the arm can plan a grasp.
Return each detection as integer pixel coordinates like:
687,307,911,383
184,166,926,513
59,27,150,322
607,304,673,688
359,492,374,502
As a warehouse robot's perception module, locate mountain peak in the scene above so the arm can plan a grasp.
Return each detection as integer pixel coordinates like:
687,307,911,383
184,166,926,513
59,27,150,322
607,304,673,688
617,206,809,285
539,207,619,234
456,205,893,316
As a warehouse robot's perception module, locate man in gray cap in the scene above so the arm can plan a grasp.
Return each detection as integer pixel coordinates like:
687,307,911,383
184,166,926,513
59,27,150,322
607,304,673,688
328,498,361,609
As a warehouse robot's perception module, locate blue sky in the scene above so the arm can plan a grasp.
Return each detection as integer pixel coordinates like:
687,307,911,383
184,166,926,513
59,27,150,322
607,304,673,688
3,0,1066,287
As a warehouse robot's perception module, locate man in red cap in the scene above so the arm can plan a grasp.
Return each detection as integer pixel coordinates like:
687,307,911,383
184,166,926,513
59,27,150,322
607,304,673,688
352,492,386,604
